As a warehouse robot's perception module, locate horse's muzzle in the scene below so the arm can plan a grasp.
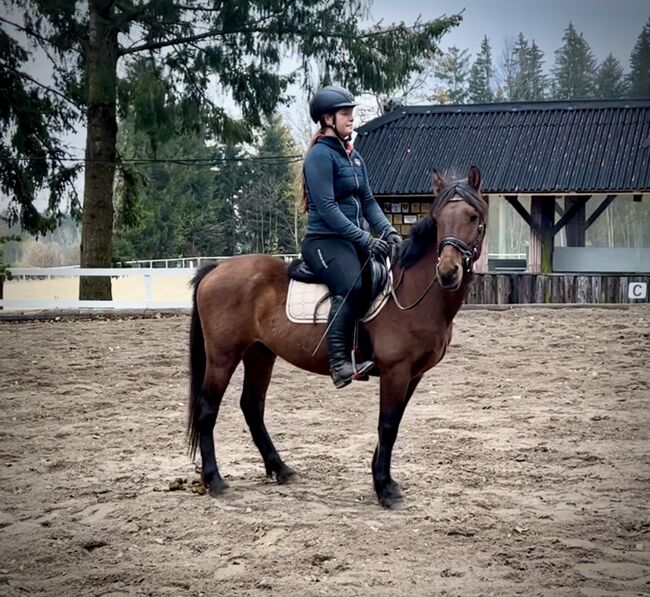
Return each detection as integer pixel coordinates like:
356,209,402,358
436,264,463,290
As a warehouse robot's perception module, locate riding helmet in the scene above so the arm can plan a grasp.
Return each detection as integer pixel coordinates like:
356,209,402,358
309,85,357,123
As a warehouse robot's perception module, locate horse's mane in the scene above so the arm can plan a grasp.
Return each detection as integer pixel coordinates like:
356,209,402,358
397,177,488,270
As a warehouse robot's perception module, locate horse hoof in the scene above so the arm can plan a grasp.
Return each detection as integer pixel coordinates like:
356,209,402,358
376,483,404,509
276,466,297,485
207,479,229,497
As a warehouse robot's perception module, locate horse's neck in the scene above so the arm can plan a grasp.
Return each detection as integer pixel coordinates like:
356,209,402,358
396,247,468,326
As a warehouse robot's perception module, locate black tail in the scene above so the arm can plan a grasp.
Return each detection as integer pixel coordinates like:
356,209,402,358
187,262,218,458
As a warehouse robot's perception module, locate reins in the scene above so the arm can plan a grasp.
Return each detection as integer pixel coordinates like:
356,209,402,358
389,263,437,311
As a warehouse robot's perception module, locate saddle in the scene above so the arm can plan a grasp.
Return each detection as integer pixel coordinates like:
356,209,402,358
285,257,391,324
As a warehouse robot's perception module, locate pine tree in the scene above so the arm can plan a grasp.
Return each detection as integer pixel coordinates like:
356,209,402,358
507,34,547,101
527,41,548,100
552,22,597,99
433,46,471,104
468,36,494,103
237,116,302,254
2,1,461,299
628,17,650,98
596,54,628,99
509,33,530,101
0,28,81,236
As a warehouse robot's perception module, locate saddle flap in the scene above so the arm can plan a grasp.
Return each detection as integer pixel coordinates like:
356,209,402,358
286,257,393,325
286,279,331,323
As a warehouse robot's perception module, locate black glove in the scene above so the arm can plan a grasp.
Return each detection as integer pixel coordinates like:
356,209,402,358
385,230,403,246
367,237,391,260
385,231,403,261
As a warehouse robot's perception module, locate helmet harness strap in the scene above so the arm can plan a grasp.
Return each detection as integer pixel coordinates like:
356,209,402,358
322,112,351,143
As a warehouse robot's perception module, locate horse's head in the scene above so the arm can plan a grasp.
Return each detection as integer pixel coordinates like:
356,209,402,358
432,166,487,291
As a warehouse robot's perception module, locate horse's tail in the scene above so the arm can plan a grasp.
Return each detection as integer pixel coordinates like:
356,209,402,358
187,262,218,459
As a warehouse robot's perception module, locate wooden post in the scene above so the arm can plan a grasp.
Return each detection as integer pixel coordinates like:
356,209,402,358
564,196,587,246
531,196,555,273
474,195,489,273
576,276,591,303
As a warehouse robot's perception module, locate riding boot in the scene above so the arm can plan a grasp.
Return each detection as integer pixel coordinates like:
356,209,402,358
327,295,375,389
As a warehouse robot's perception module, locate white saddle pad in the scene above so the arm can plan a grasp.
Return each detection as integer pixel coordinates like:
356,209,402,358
286,278,391,324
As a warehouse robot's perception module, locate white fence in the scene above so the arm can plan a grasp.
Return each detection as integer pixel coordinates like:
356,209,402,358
1,267,195,311
124,254,300,269
2,254,303,312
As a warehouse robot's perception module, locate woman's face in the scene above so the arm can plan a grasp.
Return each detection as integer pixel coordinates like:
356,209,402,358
324,107,354,137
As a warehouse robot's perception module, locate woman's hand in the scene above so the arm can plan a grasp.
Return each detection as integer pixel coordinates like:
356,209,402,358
386,230,403,246
385,230,403,261
367,237,391,260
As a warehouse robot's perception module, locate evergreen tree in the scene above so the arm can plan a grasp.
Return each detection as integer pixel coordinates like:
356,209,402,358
527,41,548,100
508,33,530,101
508,34,547,101
114,114,302,260
113,125,224,261
552,22,597,99
468,36,494,103
2,1,461,299
0,28,81,235
433,46,470,104
596,54,628,99
234,117,303,254
628,17,650,98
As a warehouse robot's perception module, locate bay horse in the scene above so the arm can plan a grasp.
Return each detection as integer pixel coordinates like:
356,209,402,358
187,166,487,508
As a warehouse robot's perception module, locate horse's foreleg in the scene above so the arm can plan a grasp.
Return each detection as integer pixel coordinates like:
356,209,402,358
373,373,422,509
198,357,239,496
241,343,296,484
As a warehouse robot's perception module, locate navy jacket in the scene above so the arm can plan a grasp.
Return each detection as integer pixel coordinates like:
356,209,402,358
303,136,395,248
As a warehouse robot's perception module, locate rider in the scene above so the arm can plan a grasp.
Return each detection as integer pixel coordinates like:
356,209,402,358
301,85,402,389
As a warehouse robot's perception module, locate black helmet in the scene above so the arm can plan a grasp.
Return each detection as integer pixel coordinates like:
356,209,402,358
309,85,357,123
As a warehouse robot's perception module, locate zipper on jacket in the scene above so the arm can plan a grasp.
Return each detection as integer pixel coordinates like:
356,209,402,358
337,137,362,228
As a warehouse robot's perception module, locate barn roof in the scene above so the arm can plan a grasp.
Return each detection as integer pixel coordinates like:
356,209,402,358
354,99,650,196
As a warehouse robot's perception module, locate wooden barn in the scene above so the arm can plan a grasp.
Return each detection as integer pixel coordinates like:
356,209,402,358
355,99,650,304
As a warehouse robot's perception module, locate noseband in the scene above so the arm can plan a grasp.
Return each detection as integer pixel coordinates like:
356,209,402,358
437,198,485,274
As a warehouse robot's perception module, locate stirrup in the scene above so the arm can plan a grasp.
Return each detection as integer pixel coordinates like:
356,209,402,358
351,350,373,381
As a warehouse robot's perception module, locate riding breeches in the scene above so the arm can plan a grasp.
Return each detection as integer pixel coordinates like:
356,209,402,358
301,235,369,316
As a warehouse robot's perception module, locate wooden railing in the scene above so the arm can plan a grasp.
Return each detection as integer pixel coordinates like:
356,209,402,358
466,273,650,304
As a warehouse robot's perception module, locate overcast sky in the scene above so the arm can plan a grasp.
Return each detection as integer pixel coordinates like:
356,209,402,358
368,0,648,65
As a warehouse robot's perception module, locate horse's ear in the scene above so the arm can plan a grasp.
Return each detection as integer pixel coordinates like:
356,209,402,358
432,169,446,195
468,165,481,192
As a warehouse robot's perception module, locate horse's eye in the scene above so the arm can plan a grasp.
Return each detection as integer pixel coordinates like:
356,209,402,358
470,214,479,223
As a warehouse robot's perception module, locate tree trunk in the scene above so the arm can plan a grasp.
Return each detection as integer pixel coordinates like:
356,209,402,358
79,1,118,300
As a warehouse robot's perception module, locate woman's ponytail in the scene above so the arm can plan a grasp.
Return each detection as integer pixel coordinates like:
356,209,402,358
300,129,326,213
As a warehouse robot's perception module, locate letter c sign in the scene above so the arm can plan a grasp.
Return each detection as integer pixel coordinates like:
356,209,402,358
628,282,647,300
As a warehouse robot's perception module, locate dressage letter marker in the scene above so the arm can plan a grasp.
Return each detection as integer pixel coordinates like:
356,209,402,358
628,282,647,300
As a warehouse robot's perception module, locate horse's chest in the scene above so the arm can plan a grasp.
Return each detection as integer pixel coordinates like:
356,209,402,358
416,325,452,371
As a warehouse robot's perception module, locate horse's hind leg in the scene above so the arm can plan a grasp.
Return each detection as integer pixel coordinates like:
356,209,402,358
241,343,295,484
198,355,239,496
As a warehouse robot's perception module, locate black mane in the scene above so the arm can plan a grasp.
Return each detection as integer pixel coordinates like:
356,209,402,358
397,178,488,270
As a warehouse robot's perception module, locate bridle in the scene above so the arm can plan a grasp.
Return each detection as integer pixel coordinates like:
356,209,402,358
390,197,485,311
437,198,486,275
